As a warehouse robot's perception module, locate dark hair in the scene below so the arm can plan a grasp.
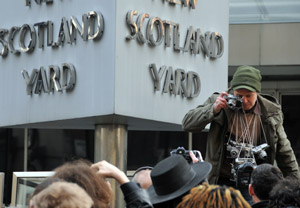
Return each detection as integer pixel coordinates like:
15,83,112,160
154,194,186,208
53,159,112,208
251,163,283,200
32,177,63,198
132,166,153,178
176,182,251,208
269,178,300,208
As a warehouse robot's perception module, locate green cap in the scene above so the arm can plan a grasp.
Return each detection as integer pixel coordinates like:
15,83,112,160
230,65,262,92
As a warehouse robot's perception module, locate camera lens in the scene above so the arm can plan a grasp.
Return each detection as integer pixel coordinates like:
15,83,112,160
258,150,267,160
230,150,238,158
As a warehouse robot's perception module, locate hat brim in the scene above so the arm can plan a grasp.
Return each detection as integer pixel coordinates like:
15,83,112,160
232,85,256,92
146,161,212,204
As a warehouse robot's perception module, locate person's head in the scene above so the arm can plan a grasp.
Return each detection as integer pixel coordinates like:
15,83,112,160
32,177,63,197
269,178,300,208
131,166,153,189
53,159,112,208
230,65,262,110
176,182,251,208
249,163,283,203
146,155,212,208
30,181,93,208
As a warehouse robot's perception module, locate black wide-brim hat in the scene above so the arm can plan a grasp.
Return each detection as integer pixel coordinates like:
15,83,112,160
146,155,212,204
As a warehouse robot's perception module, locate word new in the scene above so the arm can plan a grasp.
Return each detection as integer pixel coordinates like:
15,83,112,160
162,0,198,9
25,0,53,6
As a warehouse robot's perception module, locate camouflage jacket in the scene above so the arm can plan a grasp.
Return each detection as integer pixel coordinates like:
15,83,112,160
182,93,300,184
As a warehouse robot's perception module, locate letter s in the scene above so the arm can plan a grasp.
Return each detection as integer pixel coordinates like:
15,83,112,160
125,10,138,40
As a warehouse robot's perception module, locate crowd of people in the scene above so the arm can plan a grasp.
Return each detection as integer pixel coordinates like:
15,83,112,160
25,155,299,208
9,65,300,208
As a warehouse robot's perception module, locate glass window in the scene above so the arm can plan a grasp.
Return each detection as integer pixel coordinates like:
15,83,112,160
281,94,300,165
127,130,208,170
230,0,300,24
127,131,189,170
11,172,54,207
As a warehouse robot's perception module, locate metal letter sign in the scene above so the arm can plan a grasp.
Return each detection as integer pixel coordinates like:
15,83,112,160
22,64,76,95
1,11,105,58
125,11,224,59
149,64,201,98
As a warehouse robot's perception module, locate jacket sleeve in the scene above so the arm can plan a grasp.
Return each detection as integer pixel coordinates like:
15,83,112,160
182,93,225,132
274,113,300,179
120,182,153,208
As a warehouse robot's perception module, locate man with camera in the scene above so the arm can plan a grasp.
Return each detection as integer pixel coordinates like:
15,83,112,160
182,65,300,202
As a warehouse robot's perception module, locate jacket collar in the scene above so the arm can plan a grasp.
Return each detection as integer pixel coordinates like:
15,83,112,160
257,94,281,119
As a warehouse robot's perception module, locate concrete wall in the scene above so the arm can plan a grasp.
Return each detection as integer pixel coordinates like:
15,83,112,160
0,0,229,129
229,23,300,66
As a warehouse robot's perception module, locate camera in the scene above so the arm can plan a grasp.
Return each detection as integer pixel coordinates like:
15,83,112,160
223,94,243,110
170,147,200,163
226,140,269,188
234,161,256,189
252,143,269,160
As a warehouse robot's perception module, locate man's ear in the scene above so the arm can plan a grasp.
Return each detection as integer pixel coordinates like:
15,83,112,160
249,184,254,196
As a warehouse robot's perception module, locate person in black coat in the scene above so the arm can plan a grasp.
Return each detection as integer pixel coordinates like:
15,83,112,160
248,163,283,207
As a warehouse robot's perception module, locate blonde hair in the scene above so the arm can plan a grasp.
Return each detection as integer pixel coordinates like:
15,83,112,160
176,183,251,208
31,181,94,208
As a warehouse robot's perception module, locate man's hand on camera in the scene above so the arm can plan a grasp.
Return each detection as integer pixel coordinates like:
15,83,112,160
213,92,228,115
190,150,203,163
